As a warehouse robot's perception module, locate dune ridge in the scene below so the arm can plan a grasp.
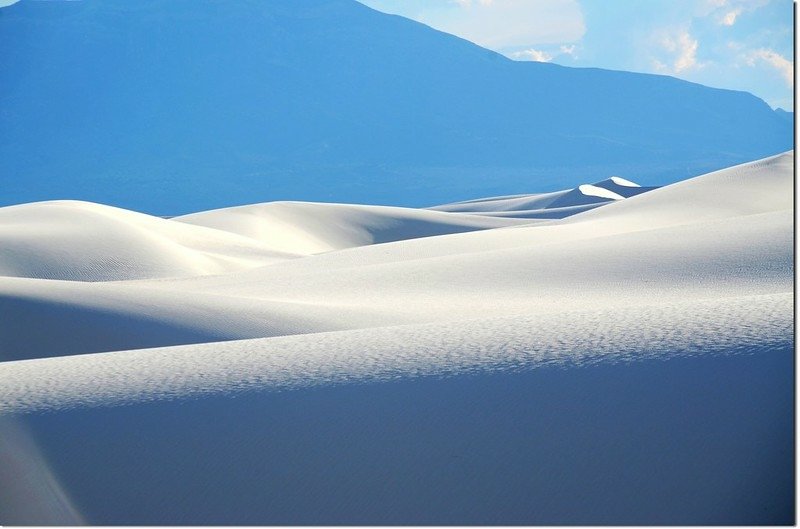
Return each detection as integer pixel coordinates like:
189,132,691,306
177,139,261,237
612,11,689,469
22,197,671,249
0,151,792,369
0,291,789,414
0,175,662,283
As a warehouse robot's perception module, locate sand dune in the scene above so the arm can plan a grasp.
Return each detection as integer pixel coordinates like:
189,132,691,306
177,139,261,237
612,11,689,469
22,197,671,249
0,152,793,525
175,201,534,255
0,200,298,281
430,177,658,216
0,274,419,361
0,291,789,414
0,200,540,282
0,152,791,362
592,176,655,197
0,174,667,284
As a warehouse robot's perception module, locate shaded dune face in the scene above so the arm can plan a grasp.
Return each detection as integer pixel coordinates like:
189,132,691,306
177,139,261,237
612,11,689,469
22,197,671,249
6,344,795,525
592,176,656,198
0,152,794,525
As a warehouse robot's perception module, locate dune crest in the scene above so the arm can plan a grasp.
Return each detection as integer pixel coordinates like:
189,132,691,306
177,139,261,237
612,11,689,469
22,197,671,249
0,152,791,363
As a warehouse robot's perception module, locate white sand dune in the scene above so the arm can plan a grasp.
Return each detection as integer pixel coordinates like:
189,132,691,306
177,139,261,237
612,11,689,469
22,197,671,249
0,275,415,361
0,200,299,281
0,152,793,525
174,201,534,255
0,175,663,284
0,291,789,414
594,176,655,197
0,151,792,365
430,177,658,217
451,203,603,219
548,183,625,206
0,200,536,282
1,206,788,361
591,176,657,198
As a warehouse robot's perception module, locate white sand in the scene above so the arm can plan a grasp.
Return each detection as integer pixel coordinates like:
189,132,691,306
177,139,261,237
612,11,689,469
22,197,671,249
0,151,792,407
0,153,793,525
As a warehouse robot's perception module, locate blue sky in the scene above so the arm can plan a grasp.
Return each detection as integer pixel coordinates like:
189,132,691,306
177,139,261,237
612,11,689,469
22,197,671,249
359,0,794,110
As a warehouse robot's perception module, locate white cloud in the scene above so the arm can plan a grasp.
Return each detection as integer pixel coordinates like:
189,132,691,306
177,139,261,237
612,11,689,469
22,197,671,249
726,40,744,52
695,0,728,16
419,0,585,49
507,43,579,63
559,44,577,56
361,0,584,56
651,59,669,73
674,32,699,72
511,48,553,62
695,0,770,26
660,29,701,73
745,48,794,86
719,7,743,26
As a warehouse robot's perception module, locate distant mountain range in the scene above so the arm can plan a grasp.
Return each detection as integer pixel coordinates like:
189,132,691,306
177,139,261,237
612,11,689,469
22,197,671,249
0,0,792,214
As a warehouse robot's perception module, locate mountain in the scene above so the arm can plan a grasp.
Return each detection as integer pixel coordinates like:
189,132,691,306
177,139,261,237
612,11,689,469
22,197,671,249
0,0,792,214
775,108,794,124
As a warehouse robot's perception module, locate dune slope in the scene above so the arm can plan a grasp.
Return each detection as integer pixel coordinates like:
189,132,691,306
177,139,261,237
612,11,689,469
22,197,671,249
0,201,299,281
175,201,534,255
0,200,538,281
0,152,793,525
0,152,792,363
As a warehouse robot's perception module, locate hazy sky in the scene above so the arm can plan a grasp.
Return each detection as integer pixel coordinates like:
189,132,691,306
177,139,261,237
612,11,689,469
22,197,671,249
359,0,794,110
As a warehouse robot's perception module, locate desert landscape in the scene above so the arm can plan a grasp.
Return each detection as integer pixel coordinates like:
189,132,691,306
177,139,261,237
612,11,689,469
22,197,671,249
0,0,793,525
0,151,793,524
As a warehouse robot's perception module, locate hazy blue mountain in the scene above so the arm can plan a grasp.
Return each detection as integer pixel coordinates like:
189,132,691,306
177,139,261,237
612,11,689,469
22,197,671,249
775,108,794,124
0,0,792,214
